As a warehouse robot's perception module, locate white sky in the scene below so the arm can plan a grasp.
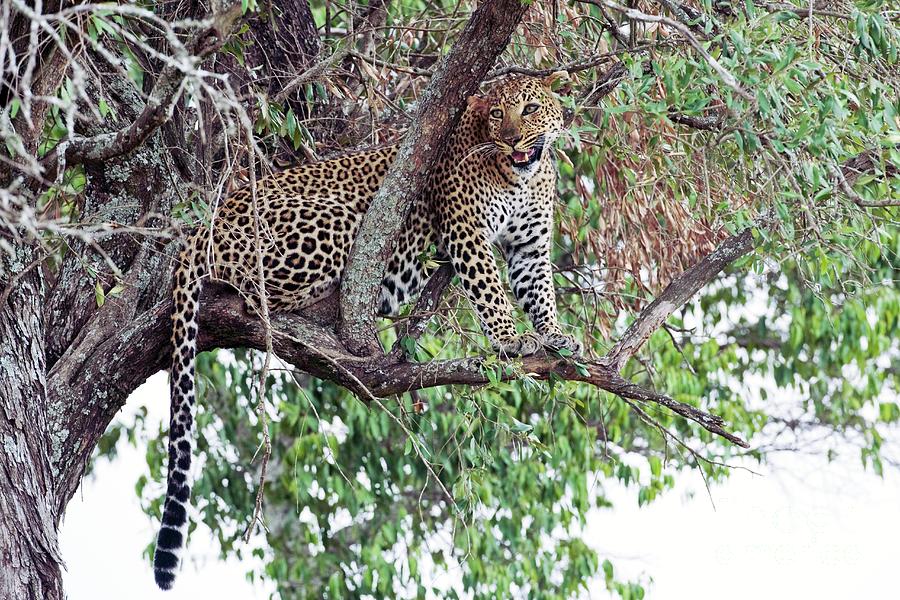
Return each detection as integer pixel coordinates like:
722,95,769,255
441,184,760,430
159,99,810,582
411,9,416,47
60,373,900,600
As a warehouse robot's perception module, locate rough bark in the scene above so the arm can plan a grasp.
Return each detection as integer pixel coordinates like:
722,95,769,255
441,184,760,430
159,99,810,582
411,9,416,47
338,0,530,355
45,147,187,513
44,64,181,368
0,4,71,595
0,246,62,599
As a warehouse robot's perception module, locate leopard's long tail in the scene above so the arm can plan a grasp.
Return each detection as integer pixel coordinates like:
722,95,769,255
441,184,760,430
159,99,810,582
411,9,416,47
154,244,205,590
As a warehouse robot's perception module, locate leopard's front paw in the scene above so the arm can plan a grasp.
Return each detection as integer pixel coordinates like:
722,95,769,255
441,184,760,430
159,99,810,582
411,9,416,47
494,333,543,358
541,332,583,356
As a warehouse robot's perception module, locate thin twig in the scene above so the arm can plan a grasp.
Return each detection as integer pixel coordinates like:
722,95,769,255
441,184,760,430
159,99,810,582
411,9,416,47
598,0,755,101
243,130,274,543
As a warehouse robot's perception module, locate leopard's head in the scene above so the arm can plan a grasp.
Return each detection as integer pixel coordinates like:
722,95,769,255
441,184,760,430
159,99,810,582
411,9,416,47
468,72,568,168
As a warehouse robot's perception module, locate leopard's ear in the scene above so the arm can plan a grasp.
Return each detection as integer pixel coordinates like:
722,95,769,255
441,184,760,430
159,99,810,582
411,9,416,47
542,70,570,89
467,94,490,115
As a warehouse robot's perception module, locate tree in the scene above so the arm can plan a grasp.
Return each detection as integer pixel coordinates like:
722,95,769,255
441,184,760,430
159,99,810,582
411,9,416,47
1,0,897,598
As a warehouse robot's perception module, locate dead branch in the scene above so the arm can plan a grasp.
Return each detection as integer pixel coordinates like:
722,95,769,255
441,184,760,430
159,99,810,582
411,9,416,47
605,227,756,371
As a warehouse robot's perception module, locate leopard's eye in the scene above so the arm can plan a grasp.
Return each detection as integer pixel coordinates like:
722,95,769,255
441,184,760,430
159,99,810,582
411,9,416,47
489,108,503,119
522,103,540,115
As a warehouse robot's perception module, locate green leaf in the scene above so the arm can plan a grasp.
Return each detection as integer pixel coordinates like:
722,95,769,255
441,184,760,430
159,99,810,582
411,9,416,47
510,417,533,434
94,282,105,307
879,402,899,423
649,456,662,478
399,335,417,358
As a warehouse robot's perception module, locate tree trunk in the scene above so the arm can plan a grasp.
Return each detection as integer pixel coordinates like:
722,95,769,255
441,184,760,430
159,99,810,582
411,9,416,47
0,248,64,599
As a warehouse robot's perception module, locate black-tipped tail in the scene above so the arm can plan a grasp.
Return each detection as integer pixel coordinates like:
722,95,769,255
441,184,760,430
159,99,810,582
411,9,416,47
153,246,203,590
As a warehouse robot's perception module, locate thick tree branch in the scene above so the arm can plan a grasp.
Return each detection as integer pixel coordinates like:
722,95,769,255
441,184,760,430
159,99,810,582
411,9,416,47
61,242,752,457
44,190,759,514
110,287,747,446
338,0,529,355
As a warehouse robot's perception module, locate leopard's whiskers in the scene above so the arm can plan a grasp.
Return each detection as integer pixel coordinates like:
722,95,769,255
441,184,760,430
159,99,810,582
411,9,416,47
461,142,498,164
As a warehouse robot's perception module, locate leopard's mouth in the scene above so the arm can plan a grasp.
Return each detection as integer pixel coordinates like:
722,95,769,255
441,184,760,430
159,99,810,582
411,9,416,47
509,139,543,167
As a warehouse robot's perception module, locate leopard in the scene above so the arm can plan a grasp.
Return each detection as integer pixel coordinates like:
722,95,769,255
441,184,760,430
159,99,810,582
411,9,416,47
153,72,582,589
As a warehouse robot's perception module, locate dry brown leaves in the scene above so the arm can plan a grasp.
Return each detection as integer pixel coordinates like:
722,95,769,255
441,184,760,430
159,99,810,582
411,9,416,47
559,107,731,337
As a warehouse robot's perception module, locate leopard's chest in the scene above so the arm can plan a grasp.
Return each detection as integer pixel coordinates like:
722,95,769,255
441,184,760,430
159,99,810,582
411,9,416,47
479,183,529,237
481,165,554,241
432,152,556,245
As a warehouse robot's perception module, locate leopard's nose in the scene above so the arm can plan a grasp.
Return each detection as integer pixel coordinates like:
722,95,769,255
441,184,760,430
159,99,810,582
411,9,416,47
502,134,522,147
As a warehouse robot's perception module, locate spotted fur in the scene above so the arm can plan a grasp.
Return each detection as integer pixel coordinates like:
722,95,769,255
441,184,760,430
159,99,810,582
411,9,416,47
154,73,580,589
